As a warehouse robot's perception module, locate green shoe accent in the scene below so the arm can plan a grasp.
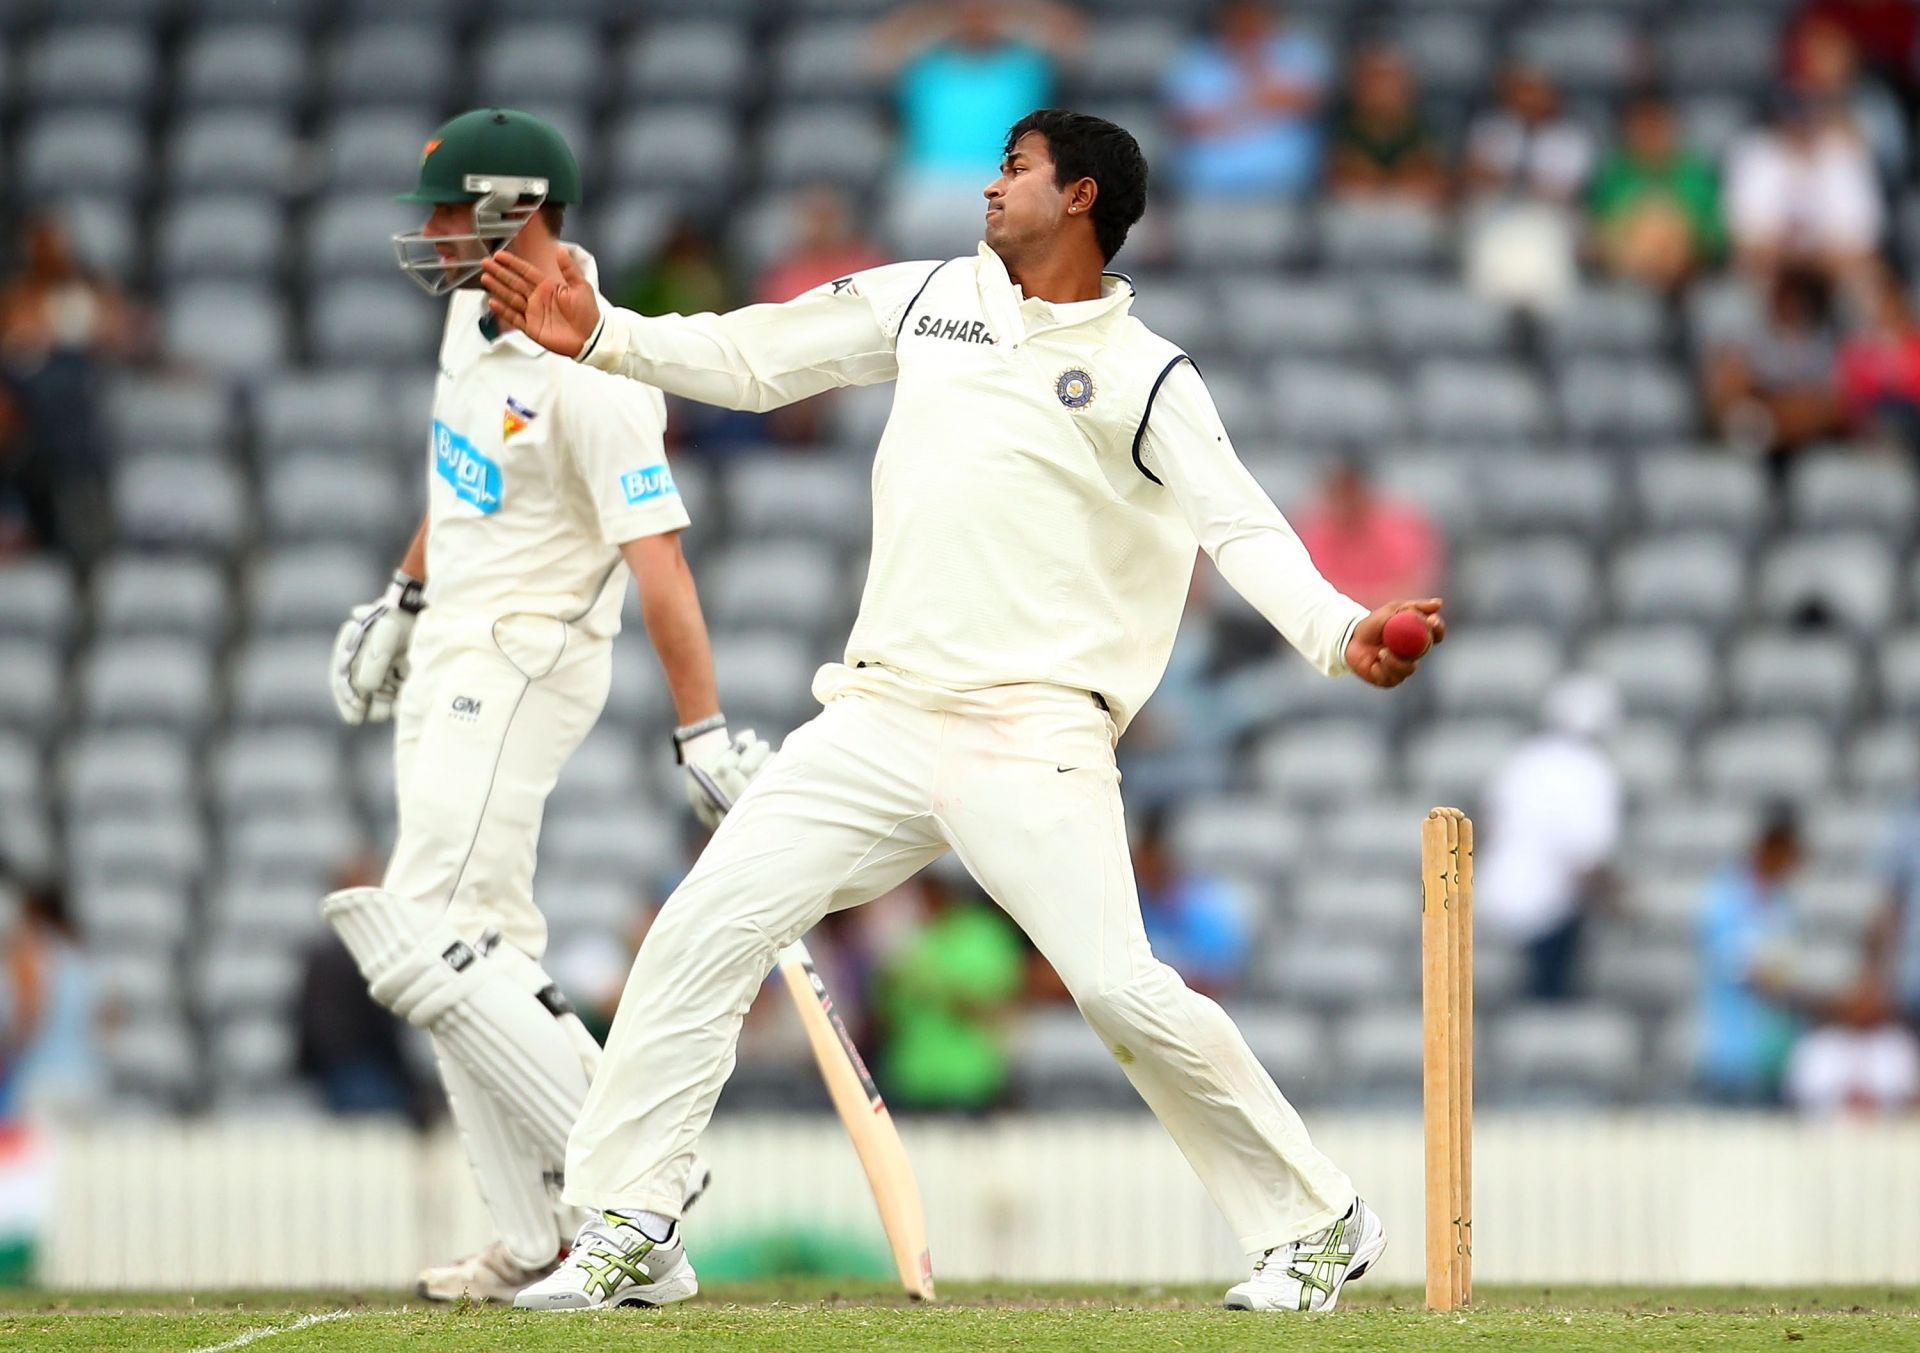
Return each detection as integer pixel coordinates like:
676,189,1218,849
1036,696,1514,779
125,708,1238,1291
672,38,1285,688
1288,1215,1351,1310
578,1240,657,1301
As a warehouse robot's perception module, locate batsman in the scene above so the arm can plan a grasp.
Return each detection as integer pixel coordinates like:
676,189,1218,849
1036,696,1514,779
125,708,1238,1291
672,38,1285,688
320,109,767,1303
485,110,1444,1313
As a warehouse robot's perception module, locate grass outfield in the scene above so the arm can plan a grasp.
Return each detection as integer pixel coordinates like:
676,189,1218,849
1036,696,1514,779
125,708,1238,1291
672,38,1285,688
4,1281,1917,1353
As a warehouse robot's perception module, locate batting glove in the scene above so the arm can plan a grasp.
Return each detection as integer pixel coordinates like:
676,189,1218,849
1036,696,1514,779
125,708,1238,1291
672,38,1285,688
675,715,771,828
330,571,426,726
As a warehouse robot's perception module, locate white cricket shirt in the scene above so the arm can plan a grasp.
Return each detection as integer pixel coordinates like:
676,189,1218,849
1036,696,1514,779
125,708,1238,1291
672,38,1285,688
580,244,1365,729
425,246,686,639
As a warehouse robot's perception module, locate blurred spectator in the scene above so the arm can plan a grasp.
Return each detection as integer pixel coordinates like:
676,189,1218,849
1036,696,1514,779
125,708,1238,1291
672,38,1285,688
759,187,891,446
1589,93,1726,296
1784,1022,1920,1113
0,390,32,561
0,872,104,1119
1326,43,1447,206
1704,266,1844,460
0,212,136,562
1786,0,1920,104
1292,459,1445,611
620,219,760,451
620,217,733,320
871,870,1024,1113
1162,1,1332,200
546,928,632,1047
1724,93,1884,298
295,856,438,1126
1695,808,1809,1105
1868,798,1920,1039
1835,267,1920,451
1465,64,1592,204
759,187,890,305
1477,676,1624,1003
872,1,1082,187
1789,17,1908,183
1463,65,1591,311
1131,808,1250,1000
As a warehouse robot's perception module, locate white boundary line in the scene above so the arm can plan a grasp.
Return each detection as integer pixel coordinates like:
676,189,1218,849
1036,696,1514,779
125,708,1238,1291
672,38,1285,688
189,1309,353,1352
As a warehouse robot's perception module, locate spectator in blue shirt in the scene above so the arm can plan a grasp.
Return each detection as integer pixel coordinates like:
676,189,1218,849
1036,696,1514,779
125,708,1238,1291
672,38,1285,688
1695,809,1810,1105
1162,1,1332,200
872,1,1085,185
1132,809,1251,1000
0,873,104,1119
1866,799,1920,1033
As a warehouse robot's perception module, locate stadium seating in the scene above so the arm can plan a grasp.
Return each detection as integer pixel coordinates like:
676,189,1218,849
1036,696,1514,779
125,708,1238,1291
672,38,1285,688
7,0,1913,1114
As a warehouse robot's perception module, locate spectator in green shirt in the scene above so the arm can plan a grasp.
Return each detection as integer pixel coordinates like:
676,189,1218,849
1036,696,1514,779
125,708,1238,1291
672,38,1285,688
871,872,1026,1113
1590,93,1726,295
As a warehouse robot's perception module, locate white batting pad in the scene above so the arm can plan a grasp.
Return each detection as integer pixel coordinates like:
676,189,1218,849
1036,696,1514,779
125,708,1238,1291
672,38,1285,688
321,886,591,1164
435,1040,564,1270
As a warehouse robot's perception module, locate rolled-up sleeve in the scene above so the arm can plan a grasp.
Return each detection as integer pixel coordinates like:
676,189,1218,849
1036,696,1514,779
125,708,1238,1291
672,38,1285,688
1143,361,1367,676
578,261,944,412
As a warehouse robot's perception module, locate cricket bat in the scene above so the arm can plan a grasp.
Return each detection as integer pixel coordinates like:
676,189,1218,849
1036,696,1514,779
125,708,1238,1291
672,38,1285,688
776,938,936,1301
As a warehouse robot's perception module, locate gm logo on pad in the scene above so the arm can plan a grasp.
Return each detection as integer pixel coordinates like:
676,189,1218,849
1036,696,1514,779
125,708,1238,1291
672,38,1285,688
433,419,502,514
620,464,679,505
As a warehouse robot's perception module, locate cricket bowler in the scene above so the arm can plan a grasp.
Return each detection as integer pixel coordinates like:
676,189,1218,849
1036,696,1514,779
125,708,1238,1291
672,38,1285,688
319,108,767,1303
483,109,1444,1314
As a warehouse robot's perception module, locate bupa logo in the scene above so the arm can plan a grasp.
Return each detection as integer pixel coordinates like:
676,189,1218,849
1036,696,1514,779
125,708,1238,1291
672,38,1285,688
433,419,503,514
619,464,679,506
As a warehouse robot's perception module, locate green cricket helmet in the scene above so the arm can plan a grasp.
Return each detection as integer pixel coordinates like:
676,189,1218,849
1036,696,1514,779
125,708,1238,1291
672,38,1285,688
392,107,583,296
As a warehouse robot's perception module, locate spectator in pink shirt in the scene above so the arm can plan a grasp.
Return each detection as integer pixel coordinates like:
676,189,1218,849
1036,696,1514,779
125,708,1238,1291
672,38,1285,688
757,186,890,304
1836,267,1920,450
758,187,891,444
1292,459,1444,610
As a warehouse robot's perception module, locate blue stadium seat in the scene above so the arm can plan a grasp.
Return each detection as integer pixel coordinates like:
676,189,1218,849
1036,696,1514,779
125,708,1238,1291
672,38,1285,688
25,24,158,108
326,26,454,108
177,26,308,107
476,25,605,104
1698,718,1837,801
1727,633,1862,723
92,556,228,642
618,22,754,102
1581,625,1720,725
163,283,291,378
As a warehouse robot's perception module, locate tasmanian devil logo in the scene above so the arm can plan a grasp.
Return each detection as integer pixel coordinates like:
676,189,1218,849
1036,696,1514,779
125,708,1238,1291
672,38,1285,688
911,315,996,344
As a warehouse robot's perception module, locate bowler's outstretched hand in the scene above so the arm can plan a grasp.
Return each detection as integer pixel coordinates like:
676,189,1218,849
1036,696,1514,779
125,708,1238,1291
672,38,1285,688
1346,598,1445,688
481,248,599,358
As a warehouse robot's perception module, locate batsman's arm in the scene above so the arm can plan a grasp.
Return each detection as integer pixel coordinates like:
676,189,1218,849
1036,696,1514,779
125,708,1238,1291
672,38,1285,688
620,531,720,729
399,512,428,582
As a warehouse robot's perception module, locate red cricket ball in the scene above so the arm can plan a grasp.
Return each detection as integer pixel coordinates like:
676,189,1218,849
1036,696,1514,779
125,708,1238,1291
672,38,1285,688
1383,609,1432,660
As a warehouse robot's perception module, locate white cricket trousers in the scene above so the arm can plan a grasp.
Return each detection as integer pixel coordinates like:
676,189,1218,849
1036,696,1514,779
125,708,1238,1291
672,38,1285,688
383,610,612,960
566,662,1356,1254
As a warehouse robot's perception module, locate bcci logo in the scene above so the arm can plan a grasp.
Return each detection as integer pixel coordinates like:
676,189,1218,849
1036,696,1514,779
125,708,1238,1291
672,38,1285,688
1055,368,1096,410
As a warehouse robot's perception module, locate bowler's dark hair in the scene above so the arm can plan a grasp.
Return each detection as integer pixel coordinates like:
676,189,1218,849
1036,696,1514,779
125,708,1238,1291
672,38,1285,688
1004,110,1148,263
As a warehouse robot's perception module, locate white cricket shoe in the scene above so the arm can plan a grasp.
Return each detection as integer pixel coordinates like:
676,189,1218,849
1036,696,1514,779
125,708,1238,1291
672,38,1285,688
513,1211,699,1311
417,1241,559,1304
1223,1198,1387,1313
417,1158,712,1304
